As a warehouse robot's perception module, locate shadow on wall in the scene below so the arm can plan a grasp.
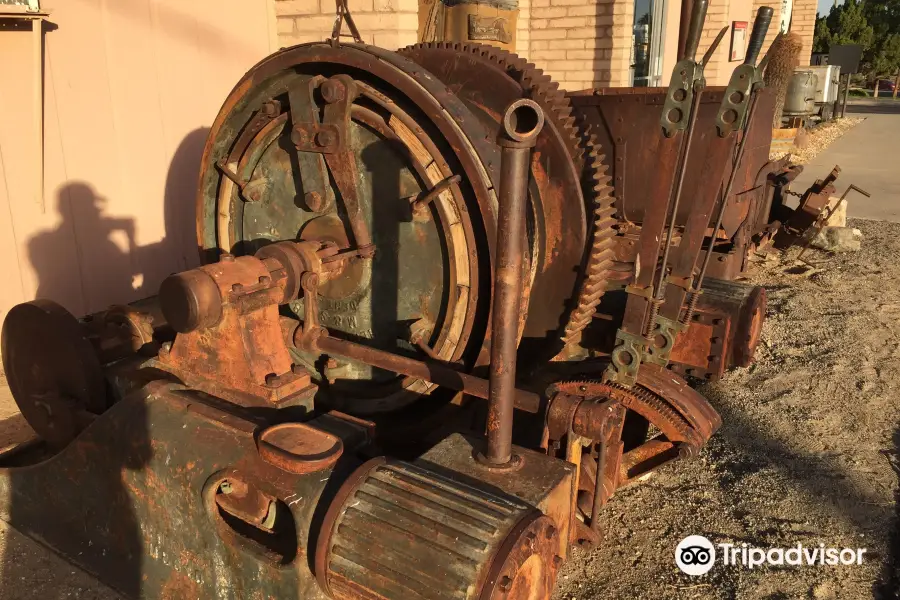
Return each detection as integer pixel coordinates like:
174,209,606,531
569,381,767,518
26,128,208,316
0,128,210,600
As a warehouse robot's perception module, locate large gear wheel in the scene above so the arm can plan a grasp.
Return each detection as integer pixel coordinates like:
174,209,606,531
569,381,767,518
399,42,600,346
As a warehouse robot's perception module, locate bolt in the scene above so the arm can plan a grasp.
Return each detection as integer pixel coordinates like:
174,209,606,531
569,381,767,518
291,364,305,376
292,127,309,148
220,480,233,495
221,253,235,263
305,191,324,212
259,275,271,286
315,130,336,148
545,525,557,539
261,99,281,117
265,373,280,386
320,79,347,104
498,576,512,591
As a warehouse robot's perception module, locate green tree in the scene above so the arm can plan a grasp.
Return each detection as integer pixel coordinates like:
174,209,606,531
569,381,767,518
863,0,900,79
813,14,832,53
824,0,875,48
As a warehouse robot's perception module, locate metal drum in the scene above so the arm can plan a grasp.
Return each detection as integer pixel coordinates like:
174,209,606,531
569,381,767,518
783,70,819,117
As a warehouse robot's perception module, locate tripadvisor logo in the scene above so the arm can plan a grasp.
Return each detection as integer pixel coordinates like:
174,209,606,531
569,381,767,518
675,536,867,576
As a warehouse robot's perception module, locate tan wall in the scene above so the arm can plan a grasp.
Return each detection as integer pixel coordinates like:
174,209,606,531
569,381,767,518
526,0,633,89
0,0,275,322
750,0,815,65
276,0,419,48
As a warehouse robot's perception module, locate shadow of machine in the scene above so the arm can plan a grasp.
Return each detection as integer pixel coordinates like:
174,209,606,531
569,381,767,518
0,7,842,598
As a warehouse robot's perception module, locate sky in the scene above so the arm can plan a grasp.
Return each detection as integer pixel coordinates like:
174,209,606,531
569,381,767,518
817,0,843,17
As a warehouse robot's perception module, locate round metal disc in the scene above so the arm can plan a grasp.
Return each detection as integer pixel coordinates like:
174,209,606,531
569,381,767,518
1,300,106,448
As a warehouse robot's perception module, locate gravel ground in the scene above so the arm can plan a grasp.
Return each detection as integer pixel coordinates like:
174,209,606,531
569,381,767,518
0,222,897,599
556,218,900,599
772,117,864,164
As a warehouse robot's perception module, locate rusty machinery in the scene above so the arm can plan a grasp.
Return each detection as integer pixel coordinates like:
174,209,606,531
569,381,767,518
0,3,835,599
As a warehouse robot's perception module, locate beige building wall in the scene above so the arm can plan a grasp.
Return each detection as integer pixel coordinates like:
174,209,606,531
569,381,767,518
276,0,419,48
0,0,276,322
525,0,633,89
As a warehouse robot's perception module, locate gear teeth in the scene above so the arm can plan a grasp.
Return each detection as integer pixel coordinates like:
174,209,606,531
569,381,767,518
398,42,586,171
556,380,700,446
560,120,617,345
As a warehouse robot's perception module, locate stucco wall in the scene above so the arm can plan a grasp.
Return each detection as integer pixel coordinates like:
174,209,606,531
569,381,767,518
0,0,275,322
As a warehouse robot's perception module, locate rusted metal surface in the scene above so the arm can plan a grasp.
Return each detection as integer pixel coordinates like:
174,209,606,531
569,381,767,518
1,300,107,448
316,456,563,600
772,165,841,249
484,100,544,466
0,382,352,600
297,328,542,414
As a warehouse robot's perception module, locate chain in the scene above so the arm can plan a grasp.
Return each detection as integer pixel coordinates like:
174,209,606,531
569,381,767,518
784,189,804,198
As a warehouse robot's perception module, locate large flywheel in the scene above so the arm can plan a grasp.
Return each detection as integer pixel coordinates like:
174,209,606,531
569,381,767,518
196,42,609,416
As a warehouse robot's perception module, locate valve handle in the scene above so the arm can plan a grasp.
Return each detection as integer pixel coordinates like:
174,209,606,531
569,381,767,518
745,6,774,66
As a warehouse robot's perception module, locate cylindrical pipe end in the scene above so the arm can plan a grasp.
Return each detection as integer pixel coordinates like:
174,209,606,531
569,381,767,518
501,98,545,144
745,6,774,65
159,269,222,333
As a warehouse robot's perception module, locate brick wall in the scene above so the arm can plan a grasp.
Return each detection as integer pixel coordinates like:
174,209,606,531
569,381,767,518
525,0,633,90
751,0,816,67
275,0,419,48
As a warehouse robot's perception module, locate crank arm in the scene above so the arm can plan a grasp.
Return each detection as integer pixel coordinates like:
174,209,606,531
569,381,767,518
288,76,335,212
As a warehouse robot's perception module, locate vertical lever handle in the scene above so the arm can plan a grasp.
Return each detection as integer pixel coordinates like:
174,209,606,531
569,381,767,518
744,6,774,66
683,0,709,61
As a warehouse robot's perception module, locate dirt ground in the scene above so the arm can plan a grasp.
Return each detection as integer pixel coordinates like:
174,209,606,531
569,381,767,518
555,218,900,599
1,221,897,600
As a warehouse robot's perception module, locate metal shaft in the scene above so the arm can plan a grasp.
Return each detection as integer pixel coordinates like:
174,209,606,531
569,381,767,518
311,334,542,413
590,440,607,531
485,99,544,466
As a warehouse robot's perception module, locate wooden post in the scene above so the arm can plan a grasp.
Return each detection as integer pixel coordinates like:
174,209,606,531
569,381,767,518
841,73,850,118
894,71,899,99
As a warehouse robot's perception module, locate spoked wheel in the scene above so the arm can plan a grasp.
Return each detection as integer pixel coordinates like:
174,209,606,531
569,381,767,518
196,43,598,421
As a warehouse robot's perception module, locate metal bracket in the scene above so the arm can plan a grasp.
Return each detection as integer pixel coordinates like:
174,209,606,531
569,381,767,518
716,64,756,137
604,330,648,387
660,60,703,138
644,315,685,366
288,76,335,210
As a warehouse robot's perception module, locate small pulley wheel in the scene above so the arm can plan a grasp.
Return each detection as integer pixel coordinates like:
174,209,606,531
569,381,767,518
1,300,107,448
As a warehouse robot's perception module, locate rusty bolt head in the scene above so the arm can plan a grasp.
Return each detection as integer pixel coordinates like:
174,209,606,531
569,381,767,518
265,373,280,387
545,525,557,539
291,364,305,376
498,576,513,591
220,480,234,495
220,253,235,263
261,100,281,117
320,79,346,104
259,275,271,286
305,191,324,212
232,283,244,293
315,130,336,148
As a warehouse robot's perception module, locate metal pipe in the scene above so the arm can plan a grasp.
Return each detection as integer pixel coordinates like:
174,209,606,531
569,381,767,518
484,99,545,466
590,440,607,531
683,0,709,61
306,333,542,414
